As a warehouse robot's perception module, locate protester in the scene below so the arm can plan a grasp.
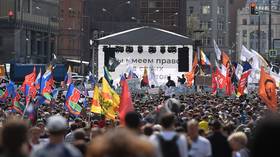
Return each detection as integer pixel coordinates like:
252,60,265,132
178,74,186,85
65,123,79,143
150,113,188,157
188,119,212,157
86,128,155,157
124,111,142,134
30,115,82,157
227,132,249,157
207,120,231,157
72,129,88,156
29,127,43,150
0,119,29,157
250,114,280,157
166,76,176,88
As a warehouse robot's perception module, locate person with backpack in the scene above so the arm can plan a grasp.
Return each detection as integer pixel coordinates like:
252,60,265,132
150,113,188,157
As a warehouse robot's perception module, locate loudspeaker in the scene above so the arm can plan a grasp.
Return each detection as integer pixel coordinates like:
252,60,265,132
178,47,189,72
104,47,116,71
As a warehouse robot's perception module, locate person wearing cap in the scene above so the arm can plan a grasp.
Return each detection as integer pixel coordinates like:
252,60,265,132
207,120,231,157
30,115,82,157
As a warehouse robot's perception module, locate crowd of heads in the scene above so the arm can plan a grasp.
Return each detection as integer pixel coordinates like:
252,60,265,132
0,89,279,157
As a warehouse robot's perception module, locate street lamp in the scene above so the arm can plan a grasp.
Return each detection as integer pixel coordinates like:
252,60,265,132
102,8,107,12
154,9,160,13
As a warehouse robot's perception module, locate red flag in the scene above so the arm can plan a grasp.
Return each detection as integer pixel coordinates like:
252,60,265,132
185,52,198,87
142,67,149,86
259,67,278,111
222,52,230,68
237,70,252,96
215,68,226,89
225,74,232,96
21,67,37,101
119,79,134,125
185,71,195,87
212,72,217,95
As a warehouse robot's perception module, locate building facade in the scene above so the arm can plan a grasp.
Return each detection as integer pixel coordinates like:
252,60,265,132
138,0,186,35
57,0,89,61
236,0,280,62
0,0,58,64
186,0,230,62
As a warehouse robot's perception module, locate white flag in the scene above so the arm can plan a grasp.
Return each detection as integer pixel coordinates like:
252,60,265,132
213,40,221,60
235,64,243,80
250,49,269,68
240,45,253,62
149,64,158,86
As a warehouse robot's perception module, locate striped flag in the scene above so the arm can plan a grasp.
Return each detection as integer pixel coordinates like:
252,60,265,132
65,83,82,116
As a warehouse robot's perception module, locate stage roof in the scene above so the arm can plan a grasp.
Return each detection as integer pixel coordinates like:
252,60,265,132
98,26,193,45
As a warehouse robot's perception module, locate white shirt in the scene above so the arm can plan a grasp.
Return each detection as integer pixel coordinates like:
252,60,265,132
188,136,212,157
150,131,188,157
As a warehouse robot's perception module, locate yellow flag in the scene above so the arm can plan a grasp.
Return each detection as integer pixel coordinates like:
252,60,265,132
102,77,113,104
101,77,120,120
91,85,102,114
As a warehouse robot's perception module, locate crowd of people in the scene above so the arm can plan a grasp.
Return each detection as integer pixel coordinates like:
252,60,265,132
0,85,279,157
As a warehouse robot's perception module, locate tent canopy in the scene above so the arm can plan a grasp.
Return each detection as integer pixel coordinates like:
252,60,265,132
98,26,193,46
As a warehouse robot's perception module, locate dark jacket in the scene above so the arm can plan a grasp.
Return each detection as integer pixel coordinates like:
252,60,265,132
207,131,232,157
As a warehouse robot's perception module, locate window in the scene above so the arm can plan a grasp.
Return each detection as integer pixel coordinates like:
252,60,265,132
242,19,247,25
249,31,267,53
189,6,194,14
208,21,212,29
202,36,210,46
200,21,212,30
249,16,258,25
218,37,223,45
217,6,224,14
202,5,210,14
242,30,247,37
261,15,266,25
218,21,224,30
